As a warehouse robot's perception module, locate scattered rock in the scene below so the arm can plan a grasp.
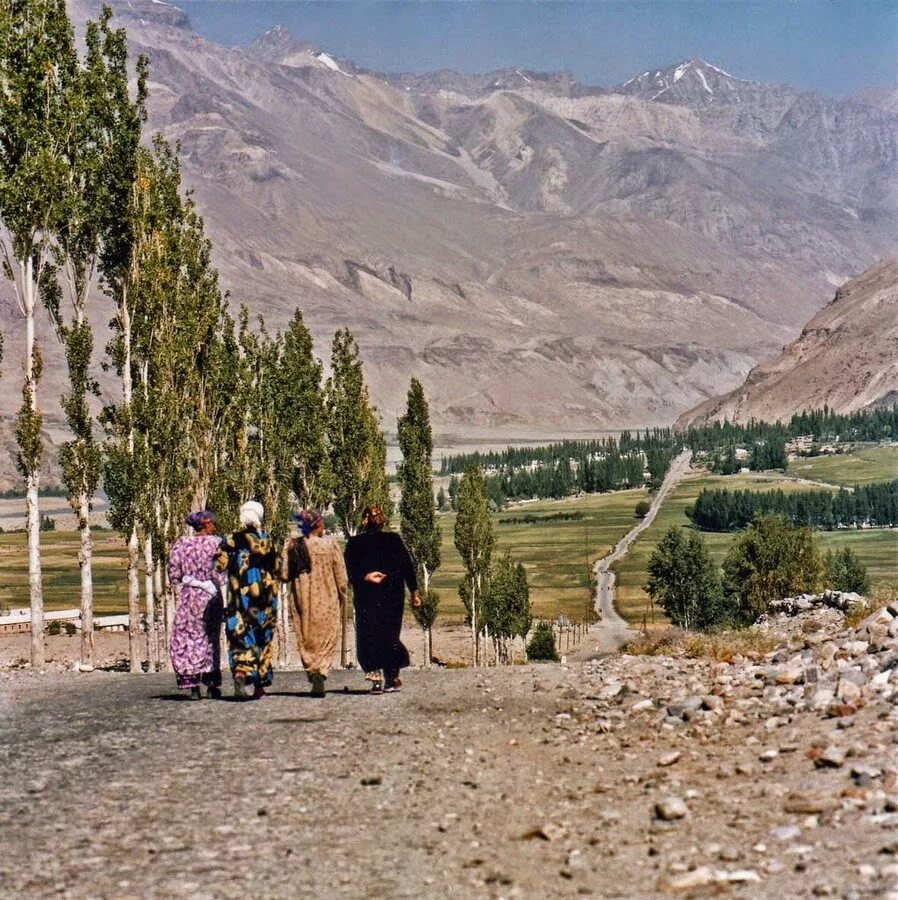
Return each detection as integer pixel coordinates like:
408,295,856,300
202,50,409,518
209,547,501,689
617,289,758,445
657,751,681,767
815,746,846,769
654,797,688,821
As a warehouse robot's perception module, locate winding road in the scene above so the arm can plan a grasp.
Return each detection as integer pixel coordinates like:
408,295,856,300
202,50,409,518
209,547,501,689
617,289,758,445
585,449,693,655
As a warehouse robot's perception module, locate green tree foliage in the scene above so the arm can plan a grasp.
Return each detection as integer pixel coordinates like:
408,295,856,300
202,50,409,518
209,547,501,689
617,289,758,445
825,546,871,595
326,329,391,534
634,499,651,518
646,527,727,629
0,0,82,667
526,621,559,662
397,378,441,662
276,310,330,509
687,481,898,532
722,515,824,622
482,553,532,662
454,465,494,665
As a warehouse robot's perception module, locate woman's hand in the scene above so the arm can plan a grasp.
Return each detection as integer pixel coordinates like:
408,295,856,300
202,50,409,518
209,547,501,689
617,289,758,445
364,571,387,584
411,590,423,608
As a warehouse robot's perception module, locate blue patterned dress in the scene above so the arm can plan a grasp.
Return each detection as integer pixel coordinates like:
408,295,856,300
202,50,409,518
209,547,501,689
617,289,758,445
215,528,279,687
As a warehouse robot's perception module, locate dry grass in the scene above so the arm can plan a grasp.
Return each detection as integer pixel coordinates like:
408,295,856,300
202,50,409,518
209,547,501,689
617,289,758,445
844,585,897,628
623,627,777,662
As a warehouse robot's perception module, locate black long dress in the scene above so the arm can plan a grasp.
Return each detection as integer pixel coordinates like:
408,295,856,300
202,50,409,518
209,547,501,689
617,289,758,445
344,529,418,674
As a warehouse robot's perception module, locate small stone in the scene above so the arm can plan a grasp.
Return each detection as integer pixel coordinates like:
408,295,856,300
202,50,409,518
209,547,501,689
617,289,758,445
719,869,761,884
770,825,802,841
701,695,723,711
837,679,862,705
783,792,835,815
851,765,883,785
760,749,779,763
658,866,714,893
631,698,654,712
657,751,681,767
654,797,688,821
815,745,846,768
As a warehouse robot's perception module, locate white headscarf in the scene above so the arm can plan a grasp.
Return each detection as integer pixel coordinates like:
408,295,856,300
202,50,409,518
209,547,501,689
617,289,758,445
239,500,264,531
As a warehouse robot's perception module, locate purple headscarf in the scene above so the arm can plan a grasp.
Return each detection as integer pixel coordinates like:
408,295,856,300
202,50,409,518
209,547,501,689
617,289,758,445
293,509,323,537
185,509,216,530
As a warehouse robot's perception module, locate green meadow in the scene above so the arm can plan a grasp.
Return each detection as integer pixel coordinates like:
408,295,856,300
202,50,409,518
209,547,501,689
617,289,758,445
0,530,132,615
612,464,898,627
432,488,645,623
1,489,644,624
788,445,898,485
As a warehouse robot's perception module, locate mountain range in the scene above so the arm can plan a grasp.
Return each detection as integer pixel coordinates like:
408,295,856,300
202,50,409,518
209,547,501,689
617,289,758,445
1,0,896,478
681,257,898,426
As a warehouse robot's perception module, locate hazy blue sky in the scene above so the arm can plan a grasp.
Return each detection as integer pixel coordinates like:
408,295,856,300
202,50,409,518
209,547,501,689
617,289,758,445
177,1,897,95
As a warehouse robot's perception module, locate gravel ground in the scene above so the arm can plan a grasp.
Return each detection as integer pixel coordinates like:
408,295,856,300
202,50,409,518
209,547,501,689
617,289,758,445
2,647,896,899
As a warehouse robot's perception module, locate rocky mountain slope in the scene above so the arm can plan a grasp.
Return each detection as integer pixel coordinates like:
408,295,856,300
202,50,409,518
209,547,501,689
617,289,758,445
3,1,896,445
680,258,898,426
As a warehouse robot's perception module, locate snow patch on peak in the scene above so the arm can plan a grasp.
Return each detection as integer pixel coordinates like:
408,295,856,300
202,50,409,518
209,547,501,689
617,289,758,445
672,62,690,83
695,67,713,94
316,52,352,77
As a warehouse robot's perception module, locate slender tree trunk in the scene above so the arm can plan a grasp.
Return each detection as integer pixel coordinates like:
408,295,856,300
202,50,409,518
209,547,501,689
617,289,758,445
154,563,166,670
143,537,157,671
422,564,432,668
26,474,43,669
127,526,141,673
277,583,287,668
21,261,45,669
121,291,142,672
78,493,94,669
163,575,175,673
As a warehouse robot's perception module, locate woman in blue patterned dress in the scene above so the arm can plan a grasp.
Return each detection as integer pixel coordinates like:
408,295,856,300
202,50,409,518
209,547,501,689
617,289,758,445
215,501,279,700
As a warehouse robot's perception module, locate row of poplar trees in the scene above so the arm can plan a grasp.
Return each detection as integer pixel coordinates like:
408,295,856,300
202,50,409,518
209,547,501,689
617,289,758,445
1,1,446,671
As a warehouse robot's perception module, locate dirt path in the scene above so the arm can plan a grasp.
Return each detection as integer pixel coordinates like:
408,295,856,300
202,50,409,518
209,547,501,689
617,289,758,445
582,450,692,656
2,639,893,899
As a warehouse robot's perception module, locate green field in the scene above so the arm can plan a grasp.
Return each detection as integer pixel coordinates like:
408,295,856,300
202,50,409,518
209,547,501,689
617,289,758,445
788,445,898,485
612,468,898,627
1,490,644,623
0,530,132,614
432,489,645,623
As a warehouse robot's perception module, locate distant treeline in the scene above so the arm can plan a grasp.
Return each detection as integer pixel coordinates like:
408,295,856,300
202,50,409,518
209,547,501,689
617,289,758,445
687,480,898,532
686,404,898,452
0,486,68,500
437,405,898,507
498,511,585,526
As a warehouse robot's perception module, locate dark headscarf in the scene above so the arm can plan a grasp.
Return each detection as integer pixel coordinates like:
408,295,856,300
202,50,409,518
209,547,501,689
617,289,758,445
360,504,386,533
185,509,216,530
293,508,323,537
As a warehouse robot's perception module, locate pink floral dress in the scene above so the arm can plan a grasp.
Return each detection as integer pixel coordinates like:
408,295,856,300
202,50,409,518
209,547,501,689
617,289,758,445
168,534,224,690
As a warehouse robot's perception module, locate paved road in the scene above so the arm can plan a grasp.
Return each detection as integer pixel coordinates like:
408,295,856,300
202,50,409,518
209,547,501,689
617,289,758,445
586,450,692,655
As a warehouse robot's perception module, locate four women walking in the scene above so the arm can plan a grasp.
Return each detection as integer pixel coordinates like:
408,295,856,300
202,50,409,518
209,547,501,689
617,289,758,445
282,509,349,697
168,510,224,700
345,505,422,693
168,500,421,698
215,501,279,700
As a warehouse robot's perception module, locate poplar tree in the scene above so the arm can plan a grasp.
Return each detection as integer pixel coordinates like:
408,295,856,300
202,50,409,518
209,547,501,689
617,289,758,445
398,378,441,665
326,329,391,535
0,0,79,667
454,465,494,666
482,552,531,663
98,51,150,672
48,8,129,668
275,310,330,508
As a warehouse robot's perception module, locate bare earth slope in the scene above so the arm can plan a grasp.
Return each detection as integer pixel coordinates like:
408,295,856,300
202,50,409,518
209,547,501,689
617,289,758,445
681,258,898,426
4,3,896,445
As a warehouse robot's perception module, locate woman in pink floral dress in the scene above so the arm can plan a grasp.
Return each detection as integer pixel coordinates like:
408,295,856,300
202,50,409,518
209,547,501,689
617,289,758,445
168,510,224,699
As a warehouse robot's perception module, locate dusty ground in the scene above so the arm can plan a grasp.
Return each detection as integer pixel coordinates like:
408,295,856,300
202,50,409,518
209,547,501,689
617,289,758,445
2,635,896,899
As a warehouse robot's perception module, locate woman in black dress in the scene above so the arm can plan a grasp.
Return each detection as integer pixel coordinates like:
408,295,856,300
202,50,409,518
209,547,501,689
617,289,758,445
344,505,421,692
